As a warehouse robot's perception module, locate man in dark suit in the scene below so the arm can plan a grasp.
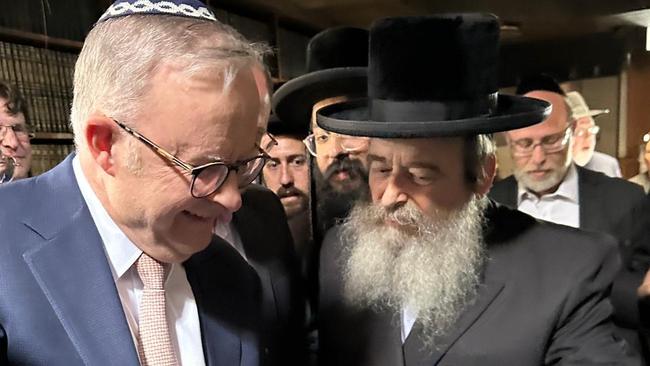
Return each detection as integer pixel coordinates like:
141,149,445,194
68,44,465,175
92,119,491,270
489,75,646,354
315,14,640,365
489,74,644,241
0,0,283,364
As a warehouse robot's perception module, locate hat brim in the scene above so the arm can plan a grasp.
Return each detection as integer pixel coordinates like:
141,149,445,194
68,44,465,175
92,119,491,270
574,109,609,119
272,67,367,132
316,94,552,137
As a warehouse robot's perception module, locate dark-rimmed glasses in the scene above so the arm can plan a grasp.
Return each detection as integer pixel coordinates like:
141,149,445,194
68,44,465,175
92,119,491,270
112,118,269,198
509,125,573,157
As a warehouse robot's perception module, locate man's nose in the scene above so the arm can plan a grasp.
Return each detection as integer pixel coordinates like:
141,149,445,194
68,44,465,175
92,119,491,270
1,127,19,151
207,172,243,214
529,144,547,165
380,174,408,208
280,164,294,186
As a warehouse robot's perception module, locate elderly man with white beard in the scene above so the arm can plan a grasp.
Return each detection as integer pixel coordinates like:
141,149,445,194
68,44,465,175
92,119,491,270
315,14,641,366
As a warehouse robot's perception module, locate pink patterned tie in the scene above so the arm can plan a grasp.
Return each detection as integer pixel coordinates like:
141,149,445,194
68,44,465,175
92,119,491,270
136,253,178,366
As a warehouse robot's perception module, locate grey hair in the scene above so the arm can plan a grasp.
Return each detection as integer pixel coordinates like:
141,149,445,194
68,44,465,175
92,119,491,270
70,14,271,149
463,134,495,186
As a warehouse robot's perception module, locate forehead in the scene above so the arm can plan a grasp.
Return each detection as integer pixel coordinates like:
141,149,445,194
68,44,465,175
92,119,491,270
508,91,568,139
368,137,464,164
142,63,263,160
267,135,306,157
0,98,26,125
575,117,595,128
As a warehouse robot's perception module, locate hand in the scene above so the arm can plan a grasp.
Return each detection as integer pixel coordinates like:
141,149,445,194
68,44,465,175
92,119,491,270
637,268,650,297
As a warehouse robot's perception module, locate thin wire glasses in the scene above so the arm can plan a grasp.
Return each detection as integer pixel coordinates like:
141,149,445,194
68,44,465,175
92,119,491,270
302,131,369,157
112,119,269,198
509,125,573,157
0,124,34,141
573,125,600,138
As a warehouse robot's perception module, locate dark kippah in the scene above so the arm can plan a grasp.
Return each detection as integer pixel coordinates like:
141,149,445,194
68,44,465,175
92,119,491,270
516,73,565,96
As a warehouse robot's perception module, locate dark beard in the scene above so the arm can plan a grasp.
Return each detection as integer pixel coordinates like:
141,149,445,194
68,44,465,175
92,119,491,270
312,158,369,237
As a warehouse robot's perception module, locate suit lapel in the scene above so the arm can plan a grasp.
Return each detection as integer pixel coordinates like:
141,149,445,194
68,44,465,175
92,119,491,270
22,156,138,365
184,237,262,366
402,266,505,366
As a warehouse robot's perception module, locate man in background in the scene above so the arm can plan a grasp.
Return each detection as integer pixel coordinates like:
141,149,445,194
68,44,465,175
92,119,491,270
490,74,644,238
0,80,32,182
273,26,370,239
261,115,311,256
566,90,621,177
630,134,650,193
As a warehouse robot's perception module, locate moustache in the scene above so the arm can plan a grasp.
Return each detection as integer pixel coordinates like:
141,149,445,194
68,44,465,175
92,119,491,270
276,185,307,199
323,157,366,181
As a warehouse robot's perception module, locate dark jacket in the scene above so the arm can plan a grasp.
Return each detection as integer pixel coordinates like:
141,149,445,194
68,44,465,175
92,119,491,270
318,201,640,365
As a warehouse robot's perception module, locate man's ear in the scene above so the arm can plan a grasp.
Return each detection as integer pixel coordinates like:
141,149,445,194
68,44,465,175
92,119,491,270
85,116,118,176
476,153,496,196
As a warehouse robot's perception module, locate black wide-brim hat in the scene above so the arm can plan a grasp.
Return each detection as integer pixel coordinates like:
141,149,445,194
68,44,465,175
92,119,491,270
317,14,551,137
273,27,369,133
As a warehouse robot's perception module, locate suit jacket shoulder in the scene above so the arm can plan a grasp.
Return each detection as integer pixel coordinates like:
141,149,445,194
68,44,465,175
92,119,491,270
488,175,518,209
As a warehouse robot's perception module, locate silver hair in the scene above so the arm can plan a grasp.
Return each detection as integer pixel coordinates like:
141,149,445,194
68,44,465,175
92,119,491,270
464,134,496,186
70,14,271,150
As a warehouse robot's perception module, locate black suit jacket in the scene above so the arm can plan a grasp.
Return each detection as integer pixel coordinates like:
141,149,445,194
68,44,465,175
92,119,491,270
318,201,640,365
232,184,308,366
489,165,645,241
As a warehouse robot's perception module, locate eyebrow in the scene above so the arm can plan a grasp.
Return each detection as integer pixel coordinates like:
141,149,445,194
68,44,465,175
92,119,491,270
407,161,442,173
367,154,387,165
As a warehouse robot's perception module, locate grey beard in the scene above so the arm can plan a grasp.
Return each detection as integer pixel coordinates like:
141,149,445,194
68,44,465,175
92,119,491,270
341,195,488,347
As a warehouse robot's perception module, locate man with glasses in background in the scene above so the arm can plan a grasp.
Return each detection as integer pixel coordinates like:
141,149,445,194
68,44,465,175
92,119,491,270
273,27,370,239
0,0,297,364
0,80,32,183
567,90,621,177
489,73,645,356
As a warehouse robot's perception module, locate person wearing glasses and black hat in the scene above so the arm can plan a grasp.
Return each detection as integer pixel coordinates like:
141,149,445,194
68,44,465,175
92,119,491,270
0,0,291,365
273,26,371,241
317,14,640,365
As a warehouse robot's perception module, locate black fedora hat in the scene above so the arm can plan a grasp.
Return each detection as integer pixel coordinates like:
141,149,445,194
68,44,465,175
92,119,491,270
272,26,369,132
316,14,551,138
266,114,308,138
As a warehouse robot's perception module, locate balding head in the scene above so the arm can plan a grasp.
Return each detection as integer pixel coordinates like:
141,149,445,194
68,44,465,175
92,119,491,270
506,90,574,196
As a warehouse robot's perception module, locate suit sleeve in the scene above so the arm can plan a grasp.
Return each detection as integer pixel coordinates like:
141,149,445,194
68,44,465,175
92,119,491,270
545,237,641,365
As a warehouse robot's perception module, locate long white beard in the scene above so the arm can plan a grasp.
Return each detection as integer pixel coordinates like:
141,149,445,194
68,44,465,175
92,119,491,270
341,195,488,346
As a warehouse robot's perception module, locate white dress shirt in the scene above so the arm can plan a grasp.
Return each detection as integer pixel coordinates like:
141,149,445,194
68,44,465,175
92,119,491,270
213,221,246,260
401,305,418,343
584,151,622,178
72,157,206,366
517,164,580,228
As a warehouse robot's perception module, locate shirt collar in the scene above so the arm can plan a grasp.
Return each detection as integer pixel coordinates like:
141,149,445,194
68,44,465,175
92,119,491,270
518,164,579,203
72,156,142,280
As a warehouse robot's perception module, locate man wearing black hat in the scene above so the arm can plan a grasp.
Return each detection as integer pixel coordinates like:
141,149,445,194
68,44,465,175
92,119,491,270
317,14,640,365
273,27,371,241
0,0,287,365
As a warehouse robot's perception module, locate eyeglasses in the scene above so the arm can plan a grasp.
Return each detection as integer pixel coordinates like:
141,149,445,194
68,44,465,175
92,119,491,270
112,118,269,198
0,124,34,141
573,125,600,138
509,126,572,157
302,132,369,157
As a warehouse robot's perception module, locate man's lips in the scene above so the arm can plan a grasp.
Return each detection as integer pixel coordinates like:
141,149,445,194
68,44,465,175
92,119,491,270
527,170,550,179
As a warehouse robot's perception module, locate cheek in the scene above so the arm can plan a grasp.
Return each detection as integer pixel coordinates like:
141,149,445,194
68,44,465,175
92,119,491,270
295,169,310,193
368,175,386,202
316,155,329,172
262,171,281,191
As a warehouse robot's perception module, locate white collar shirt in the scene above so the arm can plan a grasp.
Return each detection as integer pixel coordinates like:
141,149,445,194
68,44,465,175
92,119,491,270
517,164,580,228
72,156,206,366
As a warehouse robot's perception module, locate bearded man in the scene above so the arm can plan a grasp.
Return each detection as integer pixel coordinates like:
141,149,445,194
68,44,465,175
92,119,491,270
316,14,640,365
